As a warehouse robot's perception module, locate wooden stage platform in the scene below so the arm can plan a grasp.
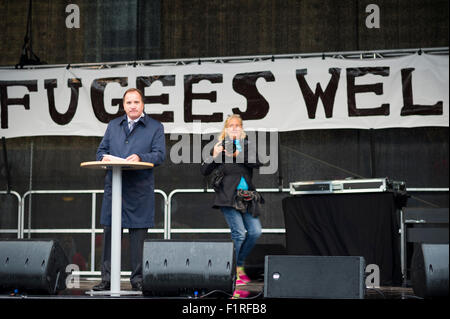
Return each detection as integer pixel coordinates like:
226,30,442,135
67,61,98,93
1,276,419,300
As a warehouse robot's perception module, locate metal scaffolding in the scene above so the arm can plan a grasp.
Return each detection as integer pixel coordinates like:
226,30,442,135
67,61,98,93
1,47,448,70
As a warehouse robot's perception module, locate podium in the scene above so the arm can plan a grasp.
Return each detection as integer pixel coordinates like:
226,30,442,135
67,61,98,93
80,160,154,296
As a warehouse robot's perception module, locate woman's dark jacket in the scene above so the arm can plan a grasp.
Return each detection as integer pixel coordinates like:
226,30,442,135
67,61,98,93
200,138,264,211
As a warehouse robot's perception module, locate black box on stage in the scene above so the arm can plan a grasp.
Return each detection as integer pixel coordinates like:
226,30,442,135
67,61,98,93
411,244,449,298
142,240,236,296
0,239,69,294
244,244,287,280
264,255,366,299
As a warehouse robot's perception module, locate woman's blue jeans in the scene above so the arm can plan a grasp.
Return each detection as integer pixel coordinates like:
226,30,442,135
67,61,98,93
220,206,262,267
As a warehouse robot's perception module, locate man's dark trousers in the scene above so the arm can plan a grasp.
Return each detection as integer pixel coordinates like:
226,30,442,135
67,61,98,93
100,226,147,286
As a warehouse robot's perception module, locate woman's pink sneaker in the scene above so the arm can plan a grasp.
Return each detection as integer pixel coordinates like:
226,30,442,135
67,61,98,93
236,279,247,286
238,273,251,283
232,289,251,299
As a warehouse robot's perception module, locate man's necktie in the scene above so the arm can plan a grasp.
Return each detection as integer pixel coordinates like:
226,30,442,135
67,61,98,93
128,121,135,132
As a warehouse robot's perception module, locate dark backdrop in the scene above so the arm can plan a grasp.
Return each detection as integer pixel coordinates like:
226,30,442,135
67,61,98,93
0,0,448,65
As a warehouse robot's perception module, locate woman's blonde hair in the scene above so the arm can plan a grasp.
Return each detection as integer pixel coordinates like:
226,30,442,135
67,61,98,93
218,114,247,141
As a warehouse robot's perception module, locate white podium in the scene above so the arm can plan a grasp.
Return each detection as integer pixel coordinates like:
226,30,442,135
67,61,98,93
80,160,154,296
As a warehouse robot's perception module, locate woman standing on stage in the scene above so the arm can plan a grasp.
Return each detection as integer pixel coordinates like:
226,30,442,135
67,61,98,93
200,114,263,286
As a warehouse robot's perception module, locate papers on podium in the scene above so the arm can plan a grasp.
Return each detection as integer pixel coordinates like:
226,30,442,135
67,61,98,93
102,154,127,162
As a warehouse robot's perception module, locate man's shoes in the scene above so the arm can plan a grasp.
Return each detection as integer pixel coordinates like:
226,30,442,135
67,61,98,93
92,281,110,291
92,281,143,292
131,281,143,291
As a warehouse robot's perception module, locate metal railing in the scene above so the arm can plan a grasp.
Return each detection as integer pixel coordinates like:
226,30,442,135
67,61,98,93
1,187,448,276
166,188,290,239
0,190,22,237
404,188,449,192
19,189,167,275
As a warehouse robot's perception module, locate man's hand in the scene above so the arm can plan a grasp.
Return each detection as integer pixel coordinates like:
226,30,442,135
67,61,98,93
126,154,141,162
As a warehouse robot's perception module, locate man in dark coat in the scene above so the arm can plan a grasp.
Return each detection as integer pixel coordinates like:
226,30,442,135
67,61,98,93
93,88,165,291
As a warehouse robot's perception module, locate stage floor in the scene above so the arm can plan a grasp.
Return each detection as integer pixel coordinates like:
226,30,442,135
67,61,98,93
3,277,438,317
0,276,419,300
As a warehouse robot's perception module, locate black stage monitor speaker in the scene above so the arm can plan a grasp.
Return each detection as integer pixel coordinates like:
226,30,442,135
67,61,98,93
244,244,287,280
411,244,449,298
264,255,366,299
0,239,69,294
142,240,236,296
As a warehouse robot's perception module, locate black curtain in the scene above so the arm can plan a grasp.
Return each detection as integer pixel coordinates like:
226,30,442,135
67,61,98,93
283,192,404,285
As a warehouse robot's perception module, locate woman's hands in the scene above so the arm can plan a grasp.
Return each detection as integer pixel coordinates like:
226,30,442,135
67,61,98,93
213,141,239,158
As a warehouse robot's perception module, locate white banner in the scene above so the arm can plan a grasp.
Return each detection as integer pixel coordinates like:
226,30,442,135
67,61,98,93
0,53,448,138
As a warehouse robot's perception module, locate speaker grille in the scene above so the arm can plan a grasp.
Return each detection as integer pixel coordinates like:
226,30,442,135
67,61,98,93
142,240,236,296
0,240,69,294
